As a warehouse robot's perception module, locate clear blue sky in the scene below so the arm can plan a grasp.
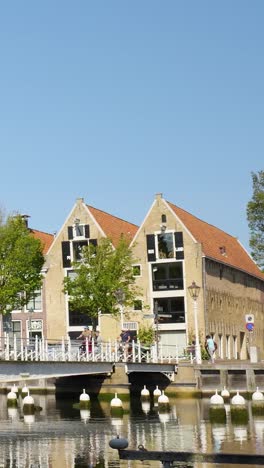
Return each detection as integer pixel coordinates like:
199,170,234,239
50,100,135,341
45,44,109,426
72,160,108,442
0,1,263,251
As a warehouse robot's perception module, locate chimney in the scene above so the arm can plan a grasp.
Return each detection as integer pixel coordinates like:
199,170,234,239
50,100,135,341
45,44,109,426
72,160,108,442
155,193,163,200
21,214,30,229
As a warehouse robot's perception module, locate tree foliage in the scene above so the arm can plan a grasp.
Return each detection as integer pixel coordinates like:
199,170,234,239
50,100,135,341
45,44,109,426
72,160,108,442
0,215,45,313
63,237,141,320
137,325,155,347
247,171,264,270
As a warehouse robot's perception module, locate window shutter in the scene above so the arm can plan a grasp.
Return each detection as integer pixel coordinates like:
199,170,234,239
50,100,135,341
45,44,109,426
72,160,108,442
84,224,90,238
89,239,98,247
62,241,71,268
174,232,183,248
176,251,184,260
68,226,73,240
146,234,156,262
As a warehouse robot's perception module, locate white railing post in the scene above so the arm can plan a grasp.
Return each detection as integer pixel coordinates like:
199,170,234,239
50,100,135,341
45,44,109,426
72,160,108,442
154,342,158,363
85,337,89,361
20,338,24,361
44,339,48,361
138,340,141,363
92,338,95,361
67,336,71,361
147,351,150,363
5,334,10,361
132,340,136,362
175,345,179,364
62,337,65,361
35,335,39,361
108,339,111,361
39,337,42,360
160,343,163,363
114,341,118,362
13,335,17,361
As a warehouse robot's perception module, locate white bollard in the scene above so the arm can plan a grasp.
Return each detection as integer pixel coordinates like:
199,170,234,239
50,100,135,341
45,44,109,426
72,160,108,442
7,390,17,407
140,385,150,401
153,385,162,401
110,393,123,416
158,390,170,412
23,392,35,414
79,389,90,409
21,384,29,399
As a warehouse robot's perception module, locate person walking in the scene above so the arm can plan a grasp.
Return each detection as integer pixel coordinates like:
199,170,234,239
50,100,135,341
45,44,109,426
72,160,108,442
77,326,92,354
205,334,216,363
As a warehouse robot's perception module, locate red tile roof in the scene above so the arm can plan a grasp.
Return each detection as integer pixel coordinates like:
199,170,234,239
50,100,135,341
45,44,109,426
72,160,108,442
31,229,54,254
167,201,264,280
87,205,138,247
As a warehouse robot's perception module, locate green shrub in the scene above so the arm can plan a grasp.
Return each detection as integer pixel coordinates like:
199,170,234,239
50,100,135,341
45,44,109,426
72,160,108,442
137,325,155,347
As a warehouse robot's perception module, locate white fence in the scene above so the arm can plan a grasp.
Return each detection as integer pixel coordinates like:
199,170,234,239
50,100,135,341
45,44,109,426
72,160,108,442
0,335,193,364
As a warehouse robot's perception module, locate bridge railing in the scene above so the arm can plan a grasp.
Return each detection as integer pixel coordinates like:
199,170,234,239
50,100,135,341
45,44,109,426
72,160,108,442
0,334,193,364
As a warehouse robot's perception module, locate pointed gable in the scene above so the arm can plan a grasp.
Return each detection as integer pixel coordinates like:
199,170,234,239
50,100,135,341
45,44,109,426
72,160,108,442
167,201,264,280
31,229,54,254
87,205,138,247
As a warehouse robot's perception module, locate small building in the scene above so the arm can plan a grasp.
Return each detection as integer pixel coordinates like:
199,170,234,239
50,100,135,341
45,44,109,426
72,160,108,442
129,193,264,359
44,198,138,342
1,222,54,344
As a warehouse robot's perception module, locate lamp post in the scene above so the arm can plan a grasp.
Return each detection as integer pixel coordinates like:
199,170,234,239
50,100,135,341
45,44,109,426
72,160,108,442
188,281,202,364
114,288,125,330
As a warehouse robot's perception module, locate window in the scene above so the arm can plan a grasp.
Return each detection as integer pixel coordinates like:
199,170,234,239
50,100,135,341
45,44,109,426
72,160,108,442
67,270,77,281
74,224,85,237
158,233,174,259
152,263,183,291
73,240,88,261
134,300,142,311
146,232,184,262
68,302,95,327
28,319,43,340
133,265,141,276
154,297,185,324
26,290,42,311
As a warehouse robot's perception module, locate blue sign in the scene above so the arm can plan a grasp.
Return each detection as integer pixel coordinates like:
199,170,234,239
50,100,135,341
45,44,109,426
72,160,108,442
246,322,254,331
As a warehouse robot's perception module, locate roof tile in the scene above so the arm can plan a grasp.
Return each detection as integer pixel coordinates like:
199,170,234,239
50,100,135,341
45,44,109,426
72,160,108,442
167,201,264,280
87,205,138,247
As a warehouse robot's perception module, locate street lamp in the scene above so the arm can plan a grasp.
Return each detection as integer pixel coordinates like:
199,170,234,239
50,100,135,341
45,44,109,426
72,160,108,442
114,288,125,329
188,281,202,364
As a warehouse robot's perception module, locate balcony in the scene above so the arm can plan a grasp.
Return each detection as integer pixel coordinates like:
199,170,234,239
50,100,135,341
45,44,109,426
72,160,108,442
153,278,184,291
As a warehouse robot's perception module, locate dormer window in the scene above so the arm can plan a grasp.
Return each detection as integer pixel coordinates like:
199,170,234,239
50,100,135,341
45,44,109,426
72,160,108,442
219,246,226,256
68,224,90,240
74,224,84,237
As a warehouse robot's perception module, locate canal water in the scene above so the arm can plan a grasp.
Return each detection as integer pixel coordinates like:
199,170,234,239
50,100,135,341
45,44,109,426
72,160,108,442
0,393,263,467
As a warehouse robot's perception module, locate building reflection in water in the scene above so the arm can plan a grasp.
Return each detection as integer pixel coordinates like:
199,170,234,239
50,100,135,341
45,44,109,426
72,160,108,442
0,395,261,466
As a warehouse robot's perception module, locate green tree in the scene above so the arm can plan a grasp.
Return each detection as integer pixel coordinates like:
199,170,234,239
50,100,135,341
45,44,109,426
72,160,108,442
63,237,141,323
0,215,45,313
247,171,264,270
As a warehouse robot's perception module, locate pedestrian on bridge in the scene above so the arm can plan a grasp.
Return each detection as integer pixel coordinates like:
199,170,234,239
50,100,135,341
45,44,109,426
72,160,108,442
77,327,92,354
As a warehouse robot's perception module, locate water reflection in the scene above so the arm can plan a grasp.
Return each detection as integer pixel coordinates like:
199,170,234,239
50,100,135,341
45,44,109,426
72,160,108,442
0,395,261,466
